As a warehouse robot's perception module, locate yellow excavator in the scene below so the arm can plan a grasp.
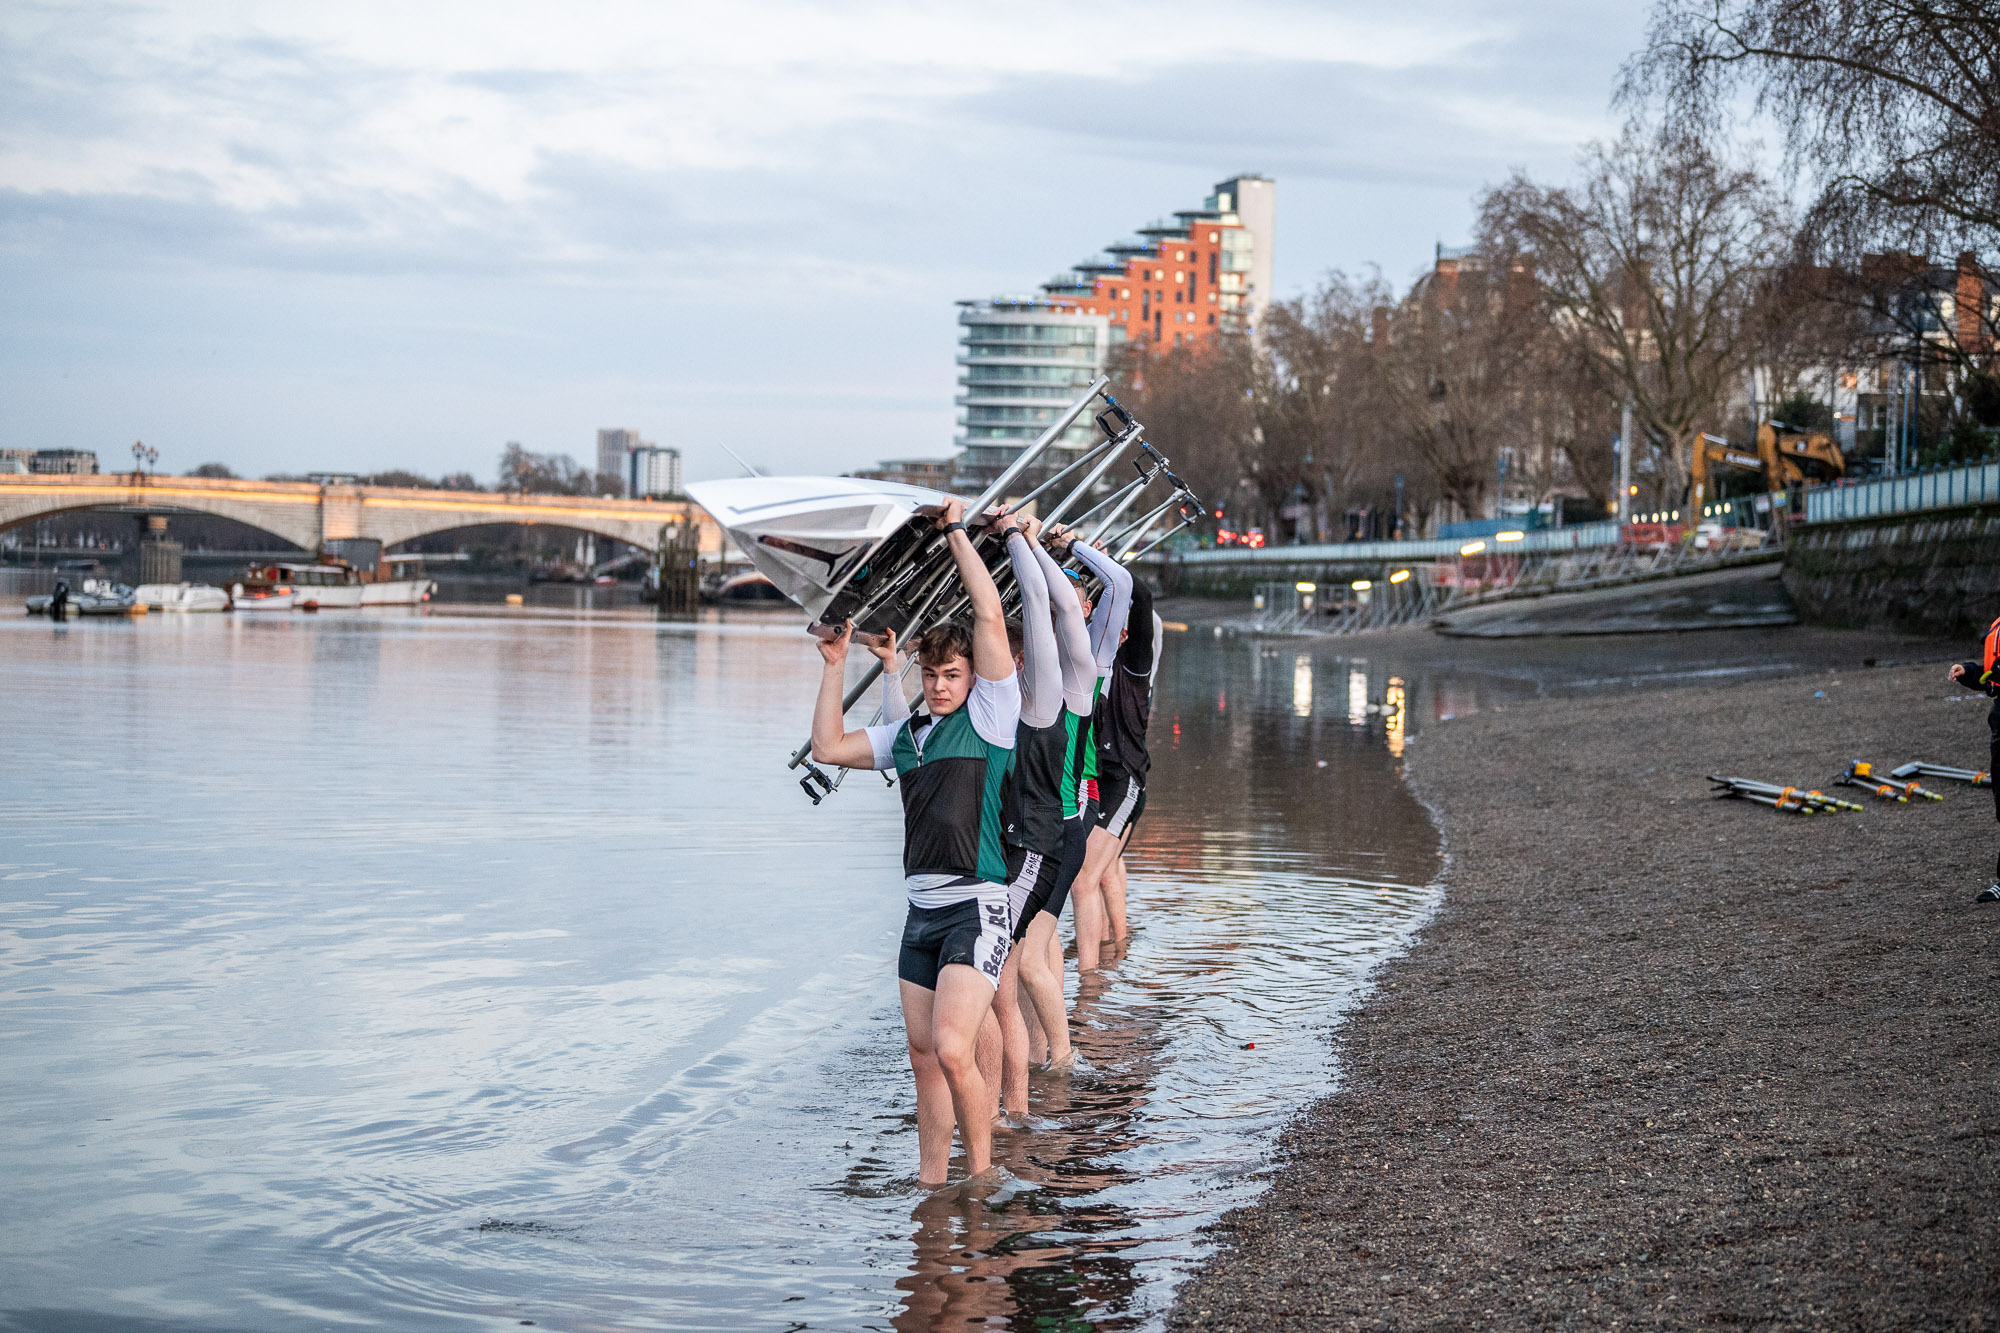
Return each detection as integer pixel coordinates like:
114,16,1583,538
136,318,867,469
1691,420,1846,516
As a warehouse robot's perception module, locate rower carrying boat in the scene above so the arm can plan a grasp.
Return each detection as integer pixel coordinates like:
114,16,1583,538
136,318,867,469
687,375,1203,803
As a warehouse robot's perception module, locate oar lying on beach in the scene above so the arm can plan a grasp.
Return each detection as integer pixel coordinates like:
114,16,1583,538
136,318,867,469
1890,760,1991,788
1708,775,1863,814
1840,760,1945,803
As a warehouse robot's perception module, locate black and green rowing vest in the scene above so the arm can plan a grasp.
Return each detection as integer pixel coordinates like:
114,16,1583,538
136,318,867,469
892,707,1013,884
1004,710,1071,858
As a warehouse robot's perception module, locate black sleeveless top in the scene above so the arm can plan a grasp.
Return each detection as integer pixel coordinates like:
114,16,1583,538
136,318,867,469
1003,707,1072,858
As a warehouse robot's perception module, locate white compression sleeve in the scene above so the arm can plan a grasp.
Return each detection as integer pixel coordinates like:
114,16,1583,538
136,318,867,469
1033,541,1096,719
1069,540,1133,670
877,656,911,724
1007,533,1062,729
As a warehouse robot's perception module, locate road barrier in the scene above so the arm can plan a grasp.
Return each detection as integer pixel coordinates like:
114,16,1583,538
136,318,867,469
1804,459,2000,523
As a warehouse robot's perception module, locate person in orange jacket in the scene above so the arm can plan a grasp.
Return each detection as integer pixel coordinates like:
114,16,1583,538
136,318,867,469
1948,614,2000,902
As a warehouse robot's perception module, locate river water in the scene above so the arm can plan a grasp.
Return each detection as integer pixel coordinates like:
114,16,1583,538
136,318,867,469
0,601,1448,1332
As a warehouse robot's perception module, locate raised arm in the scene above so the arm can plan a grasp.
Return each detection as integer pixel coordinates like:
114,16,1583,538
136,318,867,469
1007,526,1061,728
1119,574,1156,677
811,622,887,769
1067,537,1133,670
871,626,910,724
1032,540,1095,718
944,498,1010,682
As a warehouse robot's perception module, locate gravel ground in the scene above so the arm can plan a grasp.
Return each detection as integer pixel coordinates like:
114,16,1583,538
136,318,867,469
1168,647,2000,1330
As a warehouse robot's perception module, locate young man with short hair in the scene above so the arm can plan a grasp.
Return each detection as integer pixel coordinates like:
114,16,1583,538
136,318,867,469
811,499,1020,1186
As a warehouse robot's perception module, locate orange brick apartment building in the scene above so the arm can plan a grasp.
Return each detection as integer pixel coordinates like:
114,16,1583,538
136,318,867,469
950,176,1276,490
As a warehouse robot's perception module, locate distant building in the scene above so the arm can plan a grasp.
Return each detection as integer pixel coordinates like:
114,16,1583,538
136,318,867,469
852,457,955,491
952,300,1111,495
22,449,100,475
950,176,1275,494
0,449,30,474
629,444,683,498
596,428,640,495
1038,173,1276,348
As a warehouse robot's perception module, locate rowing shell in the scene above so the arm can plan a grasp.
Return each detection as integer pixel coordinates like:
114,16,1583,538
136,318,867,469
686,476,975,641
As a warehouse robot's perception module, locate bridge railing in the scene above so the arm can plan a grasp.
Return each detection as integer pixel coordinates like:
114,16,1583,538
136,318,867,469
1804,459,2000,524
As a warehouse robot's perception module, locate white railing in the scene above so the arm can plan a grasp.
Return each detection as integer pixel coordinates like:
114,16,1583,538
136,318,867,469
1173,520,1625,566
1248,533,1779,637
1805,460,2000,523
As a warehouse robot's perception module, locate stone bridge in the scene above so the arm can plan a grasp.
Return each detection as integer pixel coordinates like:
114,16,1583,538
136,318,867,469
0,473,725,555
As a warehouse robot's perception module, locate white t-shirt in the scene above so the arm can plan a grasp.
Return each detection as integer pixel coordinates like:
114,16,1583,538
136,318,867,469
862,671,1020,772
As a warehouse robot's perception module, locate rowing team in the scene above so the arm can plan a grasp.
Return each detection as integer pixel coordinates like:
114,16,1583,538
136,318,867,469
810,498,1159,1188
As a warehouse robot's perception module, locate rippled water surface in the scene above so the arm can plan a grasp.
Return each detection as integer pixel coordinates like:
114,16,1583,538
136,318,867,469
1,607,1444,1332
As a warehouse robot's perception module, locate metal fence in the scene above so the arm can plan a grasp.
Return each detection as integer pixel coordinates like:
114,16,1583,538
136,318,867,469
1249,532,1780,637
1804,460,2000,523
1174,520,1625,568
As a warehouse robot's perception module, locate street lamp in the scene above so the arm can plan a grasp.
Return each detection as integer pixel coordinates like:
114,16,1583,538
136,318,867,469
130,441,158,478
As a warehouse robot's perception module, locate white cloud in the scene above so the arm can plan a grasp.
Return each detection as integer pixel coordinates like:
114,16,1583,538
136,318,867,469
0,0,1648,480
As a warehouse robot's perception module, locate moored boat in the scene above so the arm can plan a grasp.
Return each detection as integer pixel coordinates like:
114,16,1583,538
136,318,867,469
233,557,436,610
135,582,231,612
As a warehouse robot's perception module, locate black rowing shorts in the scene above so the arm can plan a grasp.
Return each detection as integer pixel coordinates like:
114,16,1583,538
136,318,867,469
1005,849,1058,942
898,895,1011,991
1095,771,1146,837
1043,799,1097,923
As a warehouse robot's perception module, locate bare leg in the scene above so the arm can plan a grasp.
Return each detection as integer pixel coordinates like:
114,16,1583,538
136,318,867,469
1070,827,1122,972
930,965,998,1178
899,981,955,1185
976,1006,1002,1126
993,953,1030,1117
1102,851,1128,942
1022,967,1048,1067
1018,910,1072,1067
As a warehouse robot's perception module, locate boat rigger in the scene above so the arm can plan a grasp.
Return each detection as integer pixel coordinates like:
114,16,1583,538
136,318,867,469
687,377,1201,803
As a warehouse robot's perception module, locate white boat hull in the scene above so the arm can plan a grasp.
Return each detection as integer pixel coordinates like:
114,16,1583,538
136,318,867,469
233,589,295,611
295,584,364,609
687,476,950,619
359,577,433,606
135,583,230,612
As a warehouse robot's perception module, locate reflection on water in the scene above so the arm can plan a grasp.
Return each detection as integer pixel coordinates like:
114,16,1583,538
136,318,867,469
0,607,1443,1331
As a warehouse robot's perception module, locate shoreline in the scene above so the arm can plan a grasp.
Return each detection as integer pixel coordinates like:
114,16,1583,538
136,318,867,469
1166,631,1998,1328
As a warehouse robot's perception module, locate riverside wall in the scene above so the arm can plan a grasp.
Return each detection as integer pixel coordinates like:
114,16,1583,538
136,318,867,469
1784,502,2000,639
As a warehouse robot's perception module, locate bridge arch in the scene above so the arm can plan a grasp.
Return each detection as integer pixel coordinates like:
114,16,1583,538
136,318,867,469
0,475,722,557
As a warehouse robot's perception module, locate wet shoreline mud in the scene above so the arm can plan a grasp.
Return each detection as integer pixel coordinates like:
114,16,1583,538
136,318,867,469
1167,631,2000,1329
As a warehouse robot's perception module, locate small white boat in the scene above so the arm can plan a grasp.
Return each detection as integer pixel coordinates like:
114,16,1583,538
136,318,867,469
687,476,949,629
135,582,230,613
68,579,138,615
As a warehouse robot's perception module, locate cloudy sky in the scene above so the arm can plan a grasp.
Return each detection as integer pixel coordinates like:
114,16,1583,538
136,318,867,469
1,1,1650,484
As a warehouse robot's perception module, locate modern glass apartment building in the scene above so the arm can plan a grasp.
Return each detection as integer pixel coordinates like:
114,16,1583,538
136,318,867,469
952,299,1111,495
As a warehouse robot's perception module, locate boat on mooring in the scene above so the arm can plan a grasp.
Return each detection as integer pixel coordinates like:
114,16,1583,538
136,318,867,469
232,556,436,610
134,582,231,613
24,579,139,616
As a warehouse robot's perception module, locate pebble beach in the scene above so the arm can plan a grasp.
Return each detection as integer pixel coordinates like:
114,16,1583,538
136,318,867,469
1169,643,1999,1329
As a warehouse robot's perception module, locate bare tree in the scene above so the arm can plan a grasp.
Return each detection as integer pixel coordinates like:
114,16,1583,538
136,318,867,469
1630,0,1998,360
1254,273,1394,539
498,442,621,496
1111,334,1257,534
1480,127,1792,513
1368,255,1541,523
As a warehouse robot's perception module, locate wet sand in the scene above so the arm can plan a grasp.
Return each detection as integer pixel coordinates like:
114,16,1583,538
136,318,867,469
1168,635,2000,1329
